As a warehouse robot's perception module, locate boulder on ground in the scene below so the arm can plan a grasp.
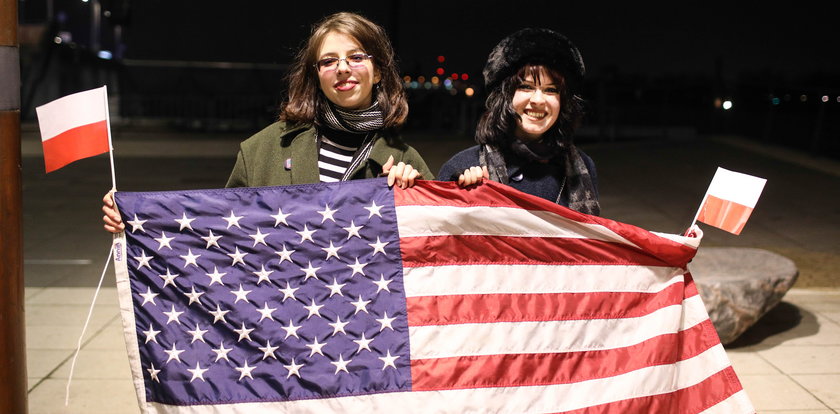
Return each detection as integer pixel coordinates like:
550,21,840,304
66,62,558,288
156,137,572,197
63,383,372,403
688,247,798,344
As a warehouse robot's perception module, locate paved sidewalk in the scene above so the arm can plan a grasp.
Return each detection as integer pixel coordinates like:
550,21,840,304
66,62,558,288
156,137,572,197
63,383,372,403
20,125,840,412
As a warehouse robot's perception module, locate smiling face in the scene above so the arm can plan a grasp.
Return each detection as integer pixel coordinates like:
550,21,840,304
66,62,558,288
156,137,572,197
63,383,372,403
316,31,381,110
511,67,562,142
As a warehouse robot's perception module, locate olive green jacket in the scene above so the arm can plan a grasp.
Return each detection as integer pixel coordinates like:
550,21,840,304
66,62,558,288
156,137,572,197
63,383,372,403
225,121,433,188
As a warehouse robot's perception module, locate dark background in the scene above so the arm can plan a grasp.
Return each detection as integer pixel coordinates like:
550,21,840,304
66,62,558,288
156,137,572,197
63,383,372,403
16,0,840,157
14,2,840,291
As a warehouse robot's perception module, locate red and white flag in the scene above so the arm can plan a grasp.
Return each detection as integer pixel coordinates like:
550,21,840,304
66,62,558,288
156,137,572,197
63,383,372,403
35,86,111,173
696,167,766,235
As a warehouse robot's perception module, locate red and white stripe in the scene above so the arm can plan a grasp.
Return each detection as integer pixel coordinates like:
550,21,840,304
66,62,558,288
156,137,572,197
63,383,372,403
35,86,111,172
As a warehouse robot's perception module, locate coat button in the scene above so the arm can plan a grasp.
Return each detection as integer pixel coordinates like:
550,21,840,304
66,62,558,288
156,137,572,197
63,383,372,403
511,173,524,182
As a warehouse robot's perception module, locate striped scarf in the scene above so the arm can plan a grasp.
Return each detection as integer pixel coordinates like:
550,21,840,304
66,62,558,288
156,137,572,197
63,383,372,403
320,99,384,133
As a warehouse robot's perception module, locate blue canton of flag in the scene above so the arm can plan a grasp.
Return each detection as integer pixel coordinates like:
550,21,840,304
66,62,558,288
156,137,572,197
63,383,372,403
113,179,410,405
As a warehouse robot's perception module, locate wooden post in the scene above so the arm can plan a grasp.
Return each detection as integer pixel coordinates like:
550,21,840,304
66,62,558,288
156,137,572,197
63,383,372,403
0,0,28,412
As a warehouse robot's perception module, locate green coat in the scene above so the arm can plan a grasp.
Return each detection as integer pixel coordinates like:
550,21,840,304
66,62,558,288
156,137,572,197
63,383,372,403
225,121,433,187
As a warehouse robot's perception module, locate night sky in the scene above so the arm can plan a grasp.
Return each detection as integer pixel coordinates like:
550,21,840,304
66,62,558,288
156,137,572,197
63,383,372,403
120,1,839,82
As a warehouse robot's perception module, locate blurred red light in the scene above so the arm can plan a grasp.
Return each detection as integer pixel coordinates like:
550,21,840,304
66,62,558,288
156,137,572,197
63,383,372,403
461,73,469,81
436,67,445,75
437,55,445,63
451,73,458,80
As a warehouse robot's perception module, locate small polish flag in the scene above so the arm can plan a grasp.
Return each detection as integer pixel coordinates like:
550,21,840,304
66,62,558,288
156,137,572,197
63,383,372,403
695,167,767,235
35,86,112,173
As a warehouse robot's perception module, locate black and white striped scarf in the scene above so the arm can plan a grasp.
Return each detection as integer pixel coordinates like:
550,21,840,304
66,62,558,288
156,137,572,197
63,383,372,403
320,99,384,133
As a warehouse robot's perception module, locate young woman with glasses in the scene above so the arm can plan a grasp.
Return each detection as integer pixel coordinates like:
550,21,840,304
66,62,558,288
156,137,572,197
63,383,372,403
438,28,600,215
103,12,432,233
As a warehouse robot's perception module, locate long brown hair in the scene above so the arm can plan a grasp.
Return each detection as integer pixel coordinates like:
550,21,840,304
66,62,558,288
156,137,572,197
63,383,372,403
280,12,408,130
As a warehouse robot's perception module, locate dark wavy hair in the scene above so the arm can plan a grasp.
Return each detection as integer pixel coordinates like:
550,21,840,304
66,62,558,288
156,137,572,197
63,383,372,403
475,65,585,149
279,12,408,132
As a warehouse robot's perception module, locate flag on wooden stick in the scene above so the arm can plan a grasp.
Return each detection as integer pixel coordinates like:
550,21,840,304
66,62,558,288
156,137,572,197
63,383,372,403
35,86,112,173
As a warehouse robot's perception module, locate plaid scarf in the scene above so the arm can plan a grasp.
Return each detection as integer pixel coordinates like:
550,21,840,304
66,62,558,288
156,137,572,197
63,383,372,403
479,140,601,216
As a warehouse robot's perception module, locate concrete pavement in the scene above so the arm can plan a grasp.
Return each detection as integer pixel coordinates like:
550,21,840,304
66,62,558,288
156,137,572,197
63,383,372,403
19,123,840,412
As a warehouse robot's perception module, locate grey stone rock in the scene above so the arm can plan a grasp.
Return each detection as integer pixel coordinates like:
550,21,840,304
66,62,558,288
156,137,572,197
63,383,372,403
687,247,799,344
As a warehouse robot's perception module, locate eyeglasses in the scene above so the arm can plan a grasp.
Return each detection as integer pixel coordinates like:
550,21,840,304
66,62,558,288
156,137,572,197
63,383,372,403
314,53,373,73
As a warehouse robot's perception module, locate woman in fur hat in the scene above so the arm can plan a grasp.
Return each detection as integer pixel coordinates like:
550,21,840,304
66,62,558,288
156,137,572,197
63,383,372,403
102,12,432,233
438,28,600,215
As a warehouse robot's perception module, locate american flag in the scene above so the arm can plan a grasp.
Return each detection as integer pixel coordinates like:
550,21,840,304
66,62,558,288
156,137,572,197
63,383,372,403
112,178,754,413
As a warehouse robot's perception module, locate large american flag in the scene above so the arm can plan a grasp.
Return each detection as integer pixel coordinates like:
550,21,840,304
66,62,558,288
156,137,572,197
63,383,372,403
113,178,754,413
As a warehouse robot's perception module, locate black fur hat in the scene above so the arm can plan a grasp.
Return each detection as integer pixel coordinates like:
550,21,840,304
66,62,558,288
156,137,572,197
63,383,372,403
483,28,585,95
